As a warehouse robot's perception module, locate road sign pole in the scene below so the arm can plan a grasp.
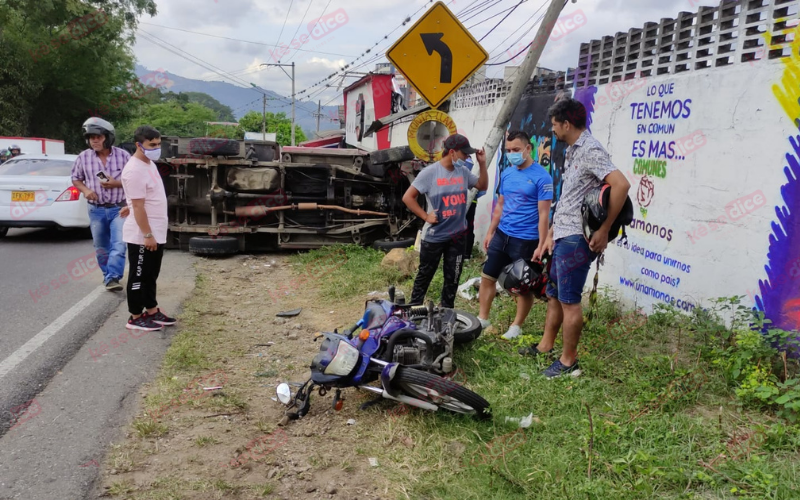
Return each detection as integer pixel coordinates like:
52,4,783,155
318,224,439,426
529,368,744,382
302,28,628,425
479,0,566,175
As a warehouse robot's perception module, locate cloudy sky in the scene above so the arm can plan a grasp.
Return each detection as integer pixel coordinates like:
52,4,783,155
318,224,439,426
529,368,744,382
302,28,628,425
132,0,714,107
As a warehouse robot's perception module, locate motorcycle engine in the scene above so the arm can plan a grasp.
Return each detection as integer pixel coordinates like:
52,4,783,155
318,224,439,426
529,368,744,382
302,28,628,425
392,343,423,366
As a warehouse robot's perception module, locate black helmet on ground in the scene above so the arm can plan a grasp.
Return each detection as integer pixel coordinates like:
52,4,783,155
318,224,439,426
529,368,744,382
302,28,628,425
581,183,634,244
498,258,548,298
82,117,116,150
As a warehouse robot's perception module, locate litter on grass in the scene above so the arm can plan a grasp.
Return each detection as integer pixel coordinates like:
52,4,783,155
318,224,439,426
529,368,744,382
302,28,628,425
505,413,535,428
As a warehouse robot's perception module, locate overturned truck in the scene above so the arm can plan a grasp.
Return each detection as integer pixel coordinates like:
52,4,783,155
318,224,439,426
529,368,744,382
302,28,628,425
154,137,420,255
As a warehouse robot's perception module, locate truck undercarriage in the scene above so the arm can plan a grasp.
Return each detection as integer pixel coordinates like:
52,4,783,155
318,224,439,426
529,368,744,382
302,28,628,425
156,137,421,253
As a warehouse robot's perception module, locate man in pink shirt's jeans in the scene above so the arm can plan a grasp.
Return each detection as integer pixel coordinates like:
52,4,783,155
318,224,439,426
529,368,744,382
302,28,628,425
120,125,176,331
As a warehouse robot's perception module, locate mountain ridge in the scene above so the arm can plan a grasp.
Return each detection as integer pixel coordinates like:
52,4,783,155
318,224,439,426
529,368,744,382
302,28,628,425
134,64,341,136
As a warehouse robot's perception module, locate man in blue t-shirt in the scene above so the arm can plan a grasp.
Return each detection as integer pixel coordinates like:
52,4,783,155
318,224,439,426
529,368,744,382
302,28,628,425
403,134,489,308
478,130,553,339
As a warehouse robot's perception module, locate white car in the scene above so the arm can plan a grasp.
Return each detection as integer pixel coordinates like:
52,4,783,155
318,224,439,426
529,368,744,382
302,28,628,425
0,154,89,237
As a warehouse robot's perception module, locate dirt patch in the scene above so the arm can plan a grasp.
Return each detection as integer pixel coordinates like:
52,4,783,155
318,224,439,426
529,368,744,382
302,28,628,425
100,254,397,500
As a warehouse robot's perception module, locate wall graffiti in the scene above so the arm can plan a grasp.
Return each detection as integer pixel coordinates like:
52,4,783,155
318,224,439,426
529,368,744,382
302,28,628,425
499,91,569,217
754,26,800,348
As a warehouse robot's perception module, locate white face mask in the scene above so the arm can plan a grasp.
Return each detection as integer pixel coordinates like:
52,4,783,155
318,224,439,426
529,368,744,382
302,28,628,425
138,143,161,161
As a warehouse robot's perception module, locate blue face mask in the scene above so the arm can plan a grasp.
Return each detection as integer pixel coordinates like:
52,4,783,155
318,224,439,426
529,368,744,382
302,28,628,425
507,152,526,166
454,158,467,168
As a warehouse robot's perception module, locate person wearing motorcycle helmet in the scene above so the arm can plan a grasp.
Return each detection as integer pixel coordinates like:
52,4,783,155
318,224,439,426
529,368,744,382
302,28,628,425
477,130,553,340
0,149,8,164
519,98,630,379
71,117,132,291
9,144,22,157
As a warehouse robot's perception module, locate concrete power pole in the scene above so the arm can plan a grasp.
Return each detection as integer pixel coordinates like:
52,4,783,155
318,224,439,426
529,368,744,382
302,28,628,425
480,0,567,174
291,62,296,146
262,94,266,141
316,100,321,134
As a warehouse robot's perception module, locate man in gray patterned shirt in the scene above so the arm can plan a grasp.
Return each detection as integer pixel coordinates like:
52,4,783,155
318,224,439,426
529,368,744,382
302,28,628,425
520,99,630,378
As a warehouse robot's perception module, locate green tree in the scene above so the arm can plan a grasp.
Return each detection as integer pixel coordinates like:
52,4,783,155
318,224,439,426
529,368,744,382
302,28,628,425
0,0,157,152
177,92,236,122
239,111,306,146
116,101,242,142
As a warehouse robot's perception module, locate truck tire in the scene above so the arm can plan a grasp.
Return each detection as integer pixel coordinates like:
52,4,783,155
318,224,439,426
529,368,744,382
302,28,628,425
369,145,414,165
188,236,239,255
188,138,240,157
371,238,415,252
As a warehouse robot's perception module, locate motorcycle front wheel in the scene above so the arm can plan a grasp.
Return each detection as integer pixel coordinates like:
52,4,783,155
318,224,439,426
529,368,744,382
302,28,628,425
392,366,491,420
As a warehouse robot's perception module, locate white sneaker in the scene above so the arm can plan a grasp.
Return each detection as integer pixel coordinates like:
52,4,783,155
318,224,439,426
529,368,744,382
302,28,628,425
502,325,522,340
478,317,491,329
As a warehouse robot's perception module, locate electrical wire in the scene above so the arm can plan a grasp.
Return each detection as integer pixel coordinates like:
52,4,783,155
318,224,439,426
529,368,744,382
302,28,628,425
278,0,317,63
275,0,296,54
283,0,332,64
137,30,320,118
486,0,552,60
138,22,356,58
460,0,505,24
296,0,437,98
477,0,526,42
467,0,526,29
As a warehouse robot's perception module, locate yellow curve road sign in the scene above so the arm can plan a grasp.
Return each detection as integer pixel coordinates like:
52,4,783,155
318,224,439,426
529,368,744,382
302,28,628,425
386,1,489,109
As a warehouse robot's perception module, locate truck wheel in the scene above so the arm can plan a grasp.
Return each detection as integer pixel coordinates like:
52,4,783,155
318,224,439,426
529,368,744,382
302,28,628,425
188,236,239,255
369,145,414,165
371,238,415,252
0,227,8,238
188,138,240,157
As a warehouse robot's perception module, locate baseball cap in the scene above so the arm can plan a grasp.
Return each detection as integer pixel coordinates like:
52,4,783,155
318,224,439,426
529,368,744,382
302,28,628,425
443,134,477,155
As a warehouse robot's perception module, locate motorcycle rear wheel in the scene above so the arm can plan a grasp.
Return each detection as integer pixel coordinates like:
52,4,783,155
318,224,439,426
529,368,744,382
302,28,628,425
392,367,491,420
412,309,482,344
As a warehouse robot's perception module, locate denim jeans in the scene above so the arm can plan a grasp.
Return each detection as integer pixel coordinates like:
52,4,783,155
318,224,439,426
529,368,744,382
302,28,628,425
545,234,598,304
88,205,126,284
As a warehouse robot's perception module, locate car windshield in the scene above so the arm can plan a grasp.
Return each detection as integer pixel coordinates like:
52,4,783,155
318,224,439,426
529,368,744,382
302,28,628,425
0,158,74,177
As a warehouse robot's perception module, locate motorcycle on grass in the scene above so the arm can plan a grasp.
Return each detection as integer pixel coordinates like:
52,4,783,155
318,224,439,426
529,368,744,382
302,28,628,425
276,287,491,421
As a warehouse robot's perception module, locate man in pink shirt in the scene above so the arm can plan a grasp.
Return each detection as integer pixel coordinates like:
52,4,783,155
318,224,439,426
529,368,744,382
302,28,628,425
120,125,176,331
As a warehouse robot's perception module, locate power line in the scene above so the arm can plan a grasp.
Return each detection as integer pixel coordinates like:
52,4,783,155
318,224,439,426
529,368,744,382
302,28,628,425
138,22,356,59
295,0,438,98
278,0,315,63
284,0,332,64
275,0,296,54
136,30,319,118
477,0,526,42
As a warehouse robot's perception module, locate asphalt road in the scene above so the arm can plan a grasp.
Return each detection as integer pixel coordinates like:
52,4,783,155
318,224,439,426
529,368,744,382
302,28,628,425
0,227,197,499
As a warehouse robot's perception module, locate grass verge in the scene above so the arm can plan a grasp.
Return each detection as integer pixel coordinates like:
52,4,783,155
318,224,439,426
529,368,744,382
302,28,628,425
291,244,800,500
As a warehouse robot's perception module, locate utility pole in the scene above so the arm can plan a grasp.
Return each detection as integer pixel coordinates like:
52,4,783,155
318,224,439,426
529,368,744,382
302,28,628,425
259,62,296,145
291,62,296,146
262,93,266,141
316,100,321,133
479,0,566,175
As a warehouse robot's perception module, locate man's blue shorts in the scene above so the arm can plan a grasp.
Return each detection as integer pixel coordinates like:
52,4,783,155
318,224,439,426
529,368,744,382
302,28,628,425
482,228,538,281
546,234,598,304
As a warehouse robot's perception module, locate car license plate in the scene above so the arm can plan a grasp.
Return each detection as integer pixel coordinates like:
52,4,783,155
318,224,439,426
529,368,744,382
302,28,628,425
11,191,35,202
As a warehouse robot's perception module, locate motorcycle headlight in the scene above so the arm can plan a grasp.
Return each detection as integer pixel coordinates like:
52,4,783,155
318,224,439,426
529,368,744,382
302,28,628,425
324,340,360,376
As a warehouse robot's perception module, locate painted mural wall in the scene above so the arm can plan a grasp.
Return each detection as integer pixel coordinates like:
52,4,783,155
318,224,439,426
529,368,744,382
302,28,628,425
388,48,800,332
